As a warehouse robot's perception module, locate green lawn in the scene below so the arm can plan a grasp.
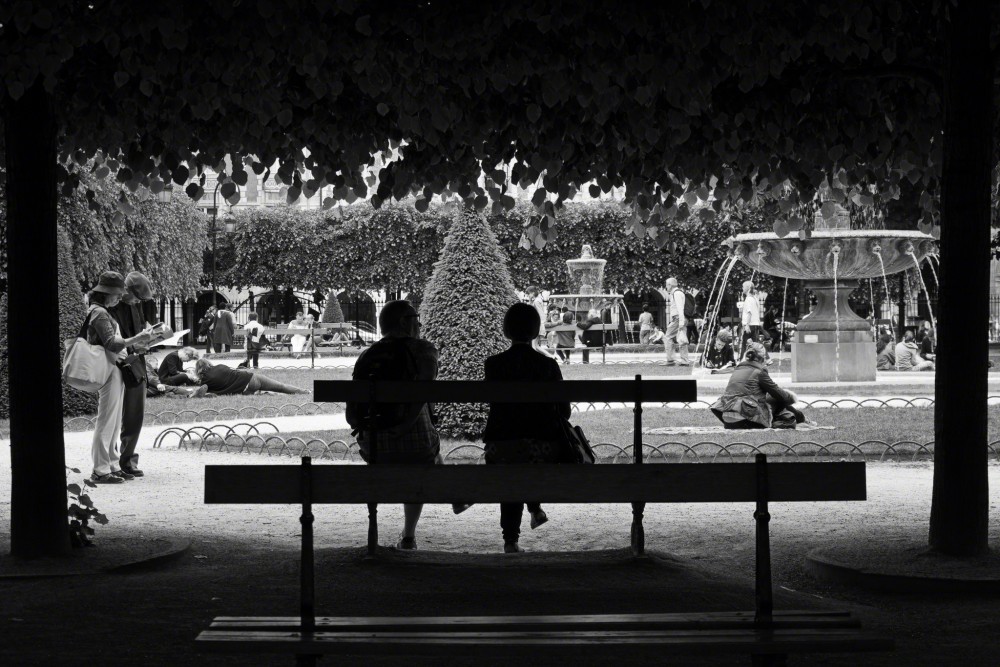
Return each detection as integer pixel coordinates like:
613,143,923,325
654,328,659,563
210,406,1000,461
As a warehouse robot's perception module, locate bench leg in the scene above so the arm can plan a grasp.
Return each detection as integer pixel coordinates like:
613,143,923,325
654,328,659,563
630,502,645,556
367,503,378,556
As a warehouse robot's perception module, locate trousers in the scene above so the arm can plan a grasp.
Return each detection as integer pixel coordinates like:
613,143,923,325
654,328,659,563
244,373,303,394
119,377,146,470
92,368,124,476
500,503,542,543
665,317,690,363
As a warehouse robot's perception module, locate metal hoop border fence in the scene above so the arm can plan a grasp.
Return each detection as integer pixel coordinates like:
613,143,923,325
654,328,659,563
30,396,997,439
150,422,1000,465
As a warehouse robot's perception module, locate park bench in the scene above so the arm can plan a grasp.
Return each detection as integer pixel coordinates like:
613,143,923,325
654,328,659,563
198,377,892,665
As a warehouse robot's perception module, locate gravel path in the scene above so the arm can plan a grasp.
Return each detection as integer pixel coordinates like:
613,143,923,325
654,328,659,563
1,447,999,665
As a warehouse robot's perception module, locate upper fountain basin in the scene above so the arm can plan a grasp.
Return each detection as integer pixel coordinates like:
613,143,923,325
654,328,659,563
727,230,936,281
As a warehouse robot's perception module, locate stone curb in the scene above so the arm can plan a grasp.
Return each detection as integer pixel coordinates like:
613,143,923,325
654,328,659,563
805,549,1000,594
0,539,192,580
107,538,192,574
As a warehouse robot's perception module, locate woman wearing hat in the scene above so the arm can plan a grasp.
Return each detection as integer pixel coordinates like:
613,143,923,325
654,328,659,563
85,272,154,484
709,341,812,429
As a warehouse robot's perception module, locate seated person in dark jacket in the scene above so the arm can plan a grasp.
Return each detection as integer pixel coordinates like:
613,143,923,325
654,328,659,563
144,357,208,399
194,358,309,395
157,346,199,385
483,303,571,554
710,342,812,429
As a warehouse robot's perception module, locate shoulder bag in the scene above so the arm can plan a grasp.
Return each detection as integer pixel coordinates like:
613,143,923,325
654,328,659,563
557,415,596,464
62,307,117,393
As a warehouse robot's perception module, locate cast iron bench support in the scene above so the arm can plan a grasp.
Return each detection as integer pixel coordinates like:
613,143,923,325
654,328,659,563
201,451,891,663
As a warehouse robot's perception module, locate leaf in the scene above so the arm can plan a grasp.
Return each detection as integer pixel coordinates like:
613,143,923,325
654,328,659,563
355,15,372,35
820,201,837,219
376,102,390,116
66,484,82,495
527,104,542,123
220,182,237,199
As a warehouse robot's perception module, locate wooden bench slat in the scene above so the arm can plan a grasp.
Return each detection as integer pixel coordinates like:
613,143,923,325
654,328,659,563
209,610,860,631
204,463,867,504
197,628,893,655
313,379,698,403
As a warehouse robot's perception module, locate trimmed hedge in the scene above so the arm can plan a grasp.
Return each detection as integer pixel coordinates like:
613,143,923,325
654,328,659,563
0,227,97,419
420,209,518,439
320,290,345,323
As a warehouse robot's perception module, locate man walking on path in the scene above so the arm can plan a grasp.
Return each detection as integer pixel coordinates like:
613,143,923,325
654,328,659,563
664,277,691,365
740,280,762,358
110,271,156,477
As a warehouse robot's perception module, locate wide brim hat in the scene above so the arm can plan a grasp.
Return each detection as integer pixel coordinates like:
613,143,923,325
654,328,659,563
125,271,154,300
92,271,126,295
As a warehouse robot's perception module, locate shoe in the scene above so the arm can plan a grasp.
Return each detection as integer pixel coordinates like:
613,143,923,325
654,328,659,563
530,510,548,529
395,533,417,550
113,469,135,481
504,542,523,553
452,503,474,515
122,466,144,477
191,385,209,398
91,472,124,484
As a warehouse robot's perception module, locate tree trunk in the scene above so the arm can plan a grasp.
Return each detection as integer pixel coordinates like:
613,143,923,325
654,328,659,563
930,0,993,556
5,83,70,557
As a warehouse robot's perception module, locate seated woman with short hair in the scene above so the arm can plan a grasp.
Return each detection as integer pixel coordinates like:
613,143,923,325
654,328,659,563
709,342,812,429
193,358,309,395
482,302,570,553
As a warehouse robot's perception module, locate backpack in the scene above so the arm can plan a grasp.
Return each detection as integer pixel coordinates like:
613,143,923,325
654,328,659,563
676,290,696,319
345,337,419,432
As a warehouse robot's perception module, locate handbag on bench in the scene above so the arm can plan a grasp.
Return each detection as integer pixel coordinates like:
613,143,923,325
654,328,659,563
558,418,596,464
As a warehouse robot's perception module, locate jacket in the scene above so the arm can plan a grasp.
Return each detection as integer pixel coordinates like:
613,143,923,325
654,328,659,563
482,344,571,444
212,310,236,346
894,341,924,371
876,346,896,371
199,365,252,394
85,306,126,354
158,351,187,382
709,360,794,428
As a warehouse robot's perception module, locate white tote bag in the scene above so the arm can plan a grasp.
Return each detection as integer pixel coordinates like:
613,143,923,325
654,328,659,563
62,306,116,393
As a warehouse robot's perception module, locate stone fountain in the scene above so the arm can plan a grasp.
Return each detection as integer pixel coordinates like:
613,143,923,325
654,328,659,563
548,245,623,326
727,211,936,382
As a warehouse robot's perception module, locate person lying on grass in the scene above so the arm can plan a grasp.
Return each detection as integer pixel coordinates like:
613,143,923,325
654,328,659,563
193,358,309,395
709,342,815,430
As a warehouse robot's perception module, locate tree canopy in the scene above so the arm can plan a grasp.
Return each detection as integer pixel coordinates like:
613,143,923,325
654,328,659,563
2,0,994,558
0,170,207,296
220,199,781,298
3,1,986,241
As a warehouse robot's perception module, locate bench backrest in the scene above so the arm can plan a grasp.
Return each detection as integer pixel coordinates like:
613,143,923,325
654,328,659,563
313,379,697,403
205,462,867,504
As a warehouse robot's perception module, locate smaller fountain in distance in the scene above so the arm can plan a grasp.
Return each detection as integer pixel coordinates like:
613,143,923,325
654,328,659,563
548,245,623,330
726,206,936,382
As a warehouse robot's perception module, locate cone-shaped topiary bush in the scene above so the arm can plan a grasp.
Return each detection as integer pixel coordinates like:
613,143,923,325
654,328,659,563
420,208,518,438
0,227,97,419
320,290,345,323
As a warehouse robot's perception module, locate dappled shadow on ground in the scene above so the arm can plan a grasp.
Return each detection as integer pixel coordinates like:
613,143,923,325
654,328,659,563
1,532,999,666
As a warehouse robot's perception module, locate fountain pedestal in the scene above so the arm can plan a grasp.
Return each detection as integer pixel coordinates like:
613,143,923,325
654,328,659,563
791,280,875,382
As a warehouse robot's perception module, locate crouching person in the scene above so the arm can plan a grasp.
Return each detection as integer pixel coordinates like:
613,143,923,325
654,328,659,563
709,342,813,429
346,300,453,551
